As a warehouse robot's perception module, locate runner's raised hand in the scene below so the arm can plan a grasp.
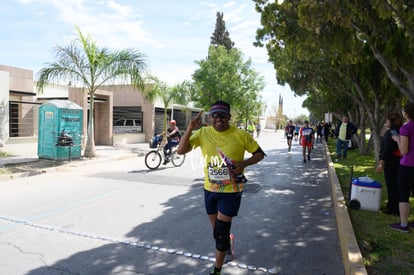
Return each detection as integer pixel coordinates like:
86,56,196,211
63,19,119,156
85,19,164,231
189,110,203,130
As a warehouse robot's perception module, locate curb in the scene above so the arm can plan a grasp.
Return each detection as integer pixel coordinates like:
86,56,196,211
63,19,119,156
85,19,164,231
0,171,43,181
324,142,368,275
0,151,147,181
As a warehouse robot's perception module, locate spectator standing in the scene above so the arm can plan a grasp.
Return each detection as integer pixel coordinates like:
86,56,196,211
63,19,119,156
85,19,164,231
177,101,266,274
379,122,389,143
334,116,357,160
375,113,403,216
390,102,414,232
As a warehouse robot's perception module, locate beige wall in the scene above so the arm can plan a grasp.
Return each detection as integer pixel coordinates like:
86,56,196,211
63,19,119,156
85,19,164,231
94,90,113,145
103,85,154,142
0,65,36,141
0,65,33,93
68,88,114,146
19,95,38,137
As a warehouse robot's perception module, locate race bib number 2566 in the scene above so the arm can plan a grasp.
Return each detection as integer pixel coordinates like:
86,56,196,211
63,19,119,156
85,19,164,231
208,166,231,184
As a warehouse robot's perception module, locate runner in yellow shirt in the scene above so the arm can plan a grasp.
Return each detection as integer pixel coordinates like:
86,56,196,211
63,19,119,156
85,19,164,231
177,101,265,275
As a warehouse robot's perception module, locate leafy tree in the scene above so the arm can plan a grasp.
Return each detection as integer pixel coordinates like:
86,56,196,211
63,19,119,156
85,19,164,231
193,12,263,124
192,45,264,122
268,0,414,101
344,1,414,102
37,26,147,157
210,12,235,50
253,0,405,158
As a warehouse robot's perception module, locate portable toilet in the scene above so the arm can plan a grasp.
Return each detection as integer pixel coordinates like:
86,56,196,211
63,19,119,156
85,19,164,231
38,100,83,160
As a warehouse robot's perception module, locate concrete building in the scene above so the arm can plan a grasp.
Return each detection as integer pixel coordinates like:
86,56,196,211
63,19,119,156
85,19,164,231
0,64,201,156
0,65,38,146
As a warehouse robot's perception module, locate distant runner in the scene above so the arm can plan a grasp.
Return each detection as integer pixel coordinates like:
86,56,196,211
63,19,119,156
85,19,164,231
285,120,296,152
300,121,314,163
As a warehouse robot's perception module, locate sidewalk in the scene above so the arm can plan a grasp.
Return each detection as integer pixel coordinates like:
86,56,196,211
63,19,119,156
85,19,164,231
0,142,152,180
0,142,151,167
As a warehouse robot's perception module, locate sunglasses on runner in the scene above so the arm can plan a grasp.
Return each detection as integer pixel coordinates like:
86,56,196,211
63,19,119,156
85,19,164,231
211,112,229,119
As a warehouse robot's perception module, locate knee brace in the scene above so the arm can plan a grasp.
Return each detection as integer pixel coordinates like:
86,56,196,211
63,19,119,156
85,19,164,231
214,219,232,252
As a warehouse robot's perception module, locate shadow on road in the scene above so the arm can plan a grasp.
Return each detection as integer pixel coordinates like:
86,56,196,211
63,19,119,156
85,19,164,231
27,144,343,275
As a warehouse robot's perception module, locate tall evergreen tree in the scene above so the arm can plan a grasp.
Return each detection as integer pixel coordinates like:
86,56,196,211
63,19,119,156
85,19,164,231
210,12,235,50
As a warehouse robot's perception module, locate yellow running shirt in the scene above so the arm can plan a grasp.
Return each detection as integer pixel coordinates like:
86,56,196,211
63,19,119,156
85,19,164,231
339,122,347,140
189,125,260,193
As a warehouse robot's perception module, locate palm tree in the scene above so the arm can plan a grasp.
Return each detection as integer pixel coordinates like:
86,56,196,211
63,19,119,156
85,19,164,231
36,26,147,157
144,76,190,133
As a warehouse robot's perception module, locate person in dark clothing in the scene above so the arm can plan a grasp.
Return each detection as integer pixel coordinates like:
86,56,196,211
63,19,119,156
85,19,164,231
316,122,323,143
285,120,296,152
323,122,331,142
376,113,403,216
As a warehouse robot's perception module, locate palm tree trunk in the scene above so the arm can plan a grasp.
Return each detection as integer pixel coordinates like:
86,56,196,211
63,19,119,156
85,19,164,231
84,94,96,157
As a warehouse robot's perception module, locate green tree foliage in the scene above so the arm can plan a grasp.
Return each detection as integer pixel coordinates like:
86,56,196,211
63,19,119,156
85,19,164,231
192,45,264,123
253,0,406,158
36,26,147,157
345,1,414,102
259,0,414,101
171,80,193,106
210,12,235,50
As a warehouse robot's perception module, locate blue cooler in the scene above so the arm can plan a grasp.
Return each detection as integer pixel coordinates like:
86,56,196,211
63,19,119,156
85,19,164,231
349,177,382,211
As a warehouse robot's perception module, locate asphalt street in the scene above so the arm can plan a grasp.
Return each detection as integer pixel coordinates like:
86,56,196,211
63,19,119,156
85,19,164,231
0,130,343,275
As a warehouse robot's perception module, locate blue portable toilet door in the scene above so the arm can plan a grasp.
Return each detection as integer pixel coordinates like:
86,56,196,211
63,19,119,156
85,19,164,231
38,107,58,158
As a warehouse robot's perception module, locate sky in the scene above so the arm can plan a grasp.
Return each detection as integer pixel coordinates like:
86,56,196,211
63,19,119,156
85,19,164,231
0,0,308,117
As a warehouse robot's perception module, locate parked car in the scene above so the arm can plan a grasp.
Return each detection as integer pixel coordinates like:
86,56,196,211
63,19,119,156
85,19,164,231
113,118,142,133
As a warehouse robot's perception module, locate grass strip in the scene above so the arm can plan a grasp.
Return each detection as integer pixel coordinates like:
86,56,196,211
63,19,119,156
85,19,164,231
327,139,414,274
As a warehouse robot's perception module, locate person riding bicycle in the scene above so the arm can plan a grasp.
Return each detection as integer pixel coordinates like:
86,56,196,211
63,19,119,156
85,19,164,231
157,120,180,164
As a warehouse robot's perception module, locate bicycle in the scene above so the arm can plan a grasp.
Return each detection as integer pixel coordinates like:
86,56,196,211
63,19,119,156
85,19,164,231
144,141,185,170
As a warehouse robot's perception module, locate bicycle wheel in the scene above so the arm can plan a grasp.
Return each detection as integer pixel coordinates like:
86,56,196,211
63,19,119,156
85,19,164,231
145,151,162,169
171,152,185,167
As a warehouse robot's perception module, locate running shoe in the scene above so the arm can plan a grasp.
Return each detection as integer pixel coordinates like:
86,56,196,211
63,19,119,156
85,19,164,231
389,223,410,233
307,154,310,161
